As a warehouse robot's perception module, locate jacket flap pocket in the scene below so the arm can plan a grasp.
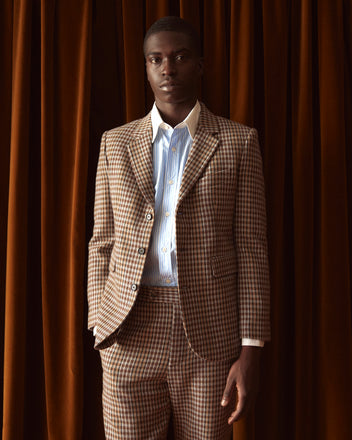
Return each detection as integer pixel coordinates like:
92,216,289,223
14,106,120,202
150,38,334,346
211,252,237,278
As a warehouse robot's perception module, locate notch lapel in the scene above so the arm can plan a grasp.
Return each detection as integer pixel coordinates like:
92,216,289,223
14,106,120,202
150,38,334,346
177,104,220,207
127,115,155,206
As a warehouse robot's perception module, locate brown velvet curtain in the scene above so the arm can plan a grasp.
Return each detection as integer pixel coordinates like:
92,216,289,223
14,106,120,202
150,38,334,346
1,1,351,439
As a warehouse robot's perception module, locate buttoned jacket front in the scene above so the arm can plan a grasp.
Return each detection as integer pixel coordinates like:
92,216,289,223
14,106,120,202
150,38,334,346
87,103,270,361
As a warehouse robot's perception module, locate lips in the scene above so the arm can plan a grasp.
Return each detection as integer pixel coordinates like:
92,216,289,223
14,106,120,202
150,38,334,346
160,81,181,91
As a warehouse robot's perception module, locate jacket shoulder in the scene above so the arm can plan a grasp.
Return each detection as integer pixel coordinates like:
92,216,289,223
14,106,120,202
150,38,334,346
217,115,252,132
104,114,151,144
217,117,256,147
199,102,254,138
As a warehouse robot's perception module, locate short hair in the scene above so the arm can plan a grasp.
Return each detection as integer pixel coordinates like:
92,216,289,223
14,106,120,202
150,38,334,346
143,16,202,57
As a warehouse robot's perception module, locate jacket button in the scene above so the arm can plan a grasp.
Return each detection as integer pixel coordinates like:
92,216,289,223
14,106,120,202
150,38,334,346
146,213,153,221
131,284,137,291
138,247,145,255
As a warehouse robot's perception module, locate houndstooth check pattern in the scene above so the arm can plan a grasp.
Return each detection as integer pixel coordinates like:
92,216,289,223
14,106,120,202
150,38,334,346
100,286,235,439
87,102,270,360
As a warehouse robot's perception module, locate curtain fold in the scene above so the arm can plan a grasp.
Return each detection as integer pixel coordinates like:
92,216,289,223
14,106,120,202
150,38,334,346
39,0,91,438
3,0,33,437
258,3,294,438
202,0,230,116
2,0,91,438
291,1,316,437
0,0,12,432
314,1,352,436
1,1,351,439
120,0,147,120
229,0,255,125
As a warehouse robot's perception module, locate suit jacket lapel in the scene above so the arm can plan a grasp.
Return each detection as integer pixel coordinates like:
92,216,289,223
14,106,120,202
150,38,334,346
126,104,219,208
177,103,220,207
127,114,155,206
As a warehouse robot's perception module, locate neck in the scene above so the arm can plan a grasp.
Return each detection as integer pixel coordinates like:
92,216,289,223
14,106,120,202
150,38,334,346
155,98,197,127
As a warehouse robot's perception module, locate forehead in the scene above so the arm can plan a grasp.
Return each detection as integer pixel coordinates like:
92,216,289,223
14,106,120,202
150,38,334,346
144,31,195,55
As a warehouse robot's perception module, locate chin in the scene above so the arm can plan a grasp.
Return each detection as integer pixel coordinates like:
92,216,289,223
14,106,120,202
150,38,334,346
158,95,192,105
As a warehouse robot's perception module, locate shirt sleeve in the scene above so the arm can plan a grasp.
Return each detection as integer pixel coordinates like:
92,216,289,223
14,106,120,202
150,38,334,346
241,338,264,347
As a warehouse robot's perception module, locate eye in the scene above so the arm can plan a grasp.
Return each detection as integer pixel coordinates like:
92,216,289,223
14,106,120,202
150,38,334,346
175,54,185,62
149,56,161,64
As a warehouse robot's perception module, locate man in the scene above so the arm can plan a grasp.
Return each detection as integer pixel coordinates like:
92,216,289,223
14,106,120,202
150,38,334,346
88,16,270,440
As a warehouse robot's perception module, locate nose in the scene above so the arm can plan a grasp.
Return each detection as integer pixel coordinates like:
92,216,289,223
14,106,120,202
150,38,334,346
161,58,176,76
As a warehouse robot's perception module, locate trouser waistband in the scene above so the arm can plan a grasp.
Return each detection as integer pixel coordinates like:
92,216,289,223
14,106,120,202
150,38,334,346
139,285,179,303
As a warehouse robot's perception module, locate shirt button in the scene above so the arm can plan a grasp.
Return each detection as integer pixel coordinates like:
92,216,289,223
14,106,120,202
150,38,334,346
165,211,170,217
168,179,174,185
171,147,176,152
165,279,171,284
146,213,153,221
162,247,167,253
131,284,137,291
138,247,145,255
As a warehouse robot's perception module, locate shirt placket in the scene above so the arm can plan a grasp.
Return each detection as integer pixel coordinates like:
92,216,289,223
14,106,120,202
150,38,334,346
160,129,179,284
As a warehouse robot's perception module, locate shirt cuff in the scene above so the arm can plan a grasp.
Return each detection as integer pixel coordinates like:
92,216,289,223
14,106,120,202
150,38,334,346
241,338,264,347
93,326,97,336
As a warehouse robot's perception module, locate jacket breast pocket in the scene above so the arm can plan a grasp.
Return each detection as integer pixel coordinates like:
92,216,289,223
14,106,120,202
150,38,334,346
194,168,235,213
197,168,233,187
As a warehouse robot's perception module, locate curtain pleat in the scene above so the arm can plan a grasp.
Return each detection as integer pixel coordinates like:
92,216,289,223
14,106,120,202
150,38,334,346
121,0,147,120
229,0,255,125
0,0,13,430
2,0,91,438
260,2,295,439
315,1,352,437
3,0,34,438
291,1,315,438
1,1,351,439
202,0,229,116
39,0,91,438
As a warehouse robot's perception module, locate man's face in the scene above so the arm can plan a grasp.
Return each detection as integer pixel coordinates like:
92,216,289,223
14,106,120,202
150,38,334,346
144,31,203,108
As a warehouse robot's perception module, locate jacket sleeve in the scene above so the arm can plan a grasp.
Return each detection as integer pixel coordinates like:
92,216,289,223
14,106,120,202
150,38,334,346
234,128,271,342
87,131,115,330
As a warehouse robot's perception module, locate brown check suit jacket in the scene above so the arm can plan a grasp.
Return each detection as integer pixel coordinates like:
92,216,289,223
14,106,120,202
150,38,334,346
87,102,270,361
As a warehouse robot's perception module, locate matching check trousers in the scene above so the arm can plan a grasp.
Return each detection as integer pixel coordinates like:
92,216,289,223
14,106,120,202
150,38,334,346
100,286,235,439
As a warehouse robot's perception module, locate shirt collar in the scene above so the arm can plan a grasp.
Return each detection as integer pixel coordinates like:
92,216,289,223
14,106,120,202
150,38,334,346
151,101,201,142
